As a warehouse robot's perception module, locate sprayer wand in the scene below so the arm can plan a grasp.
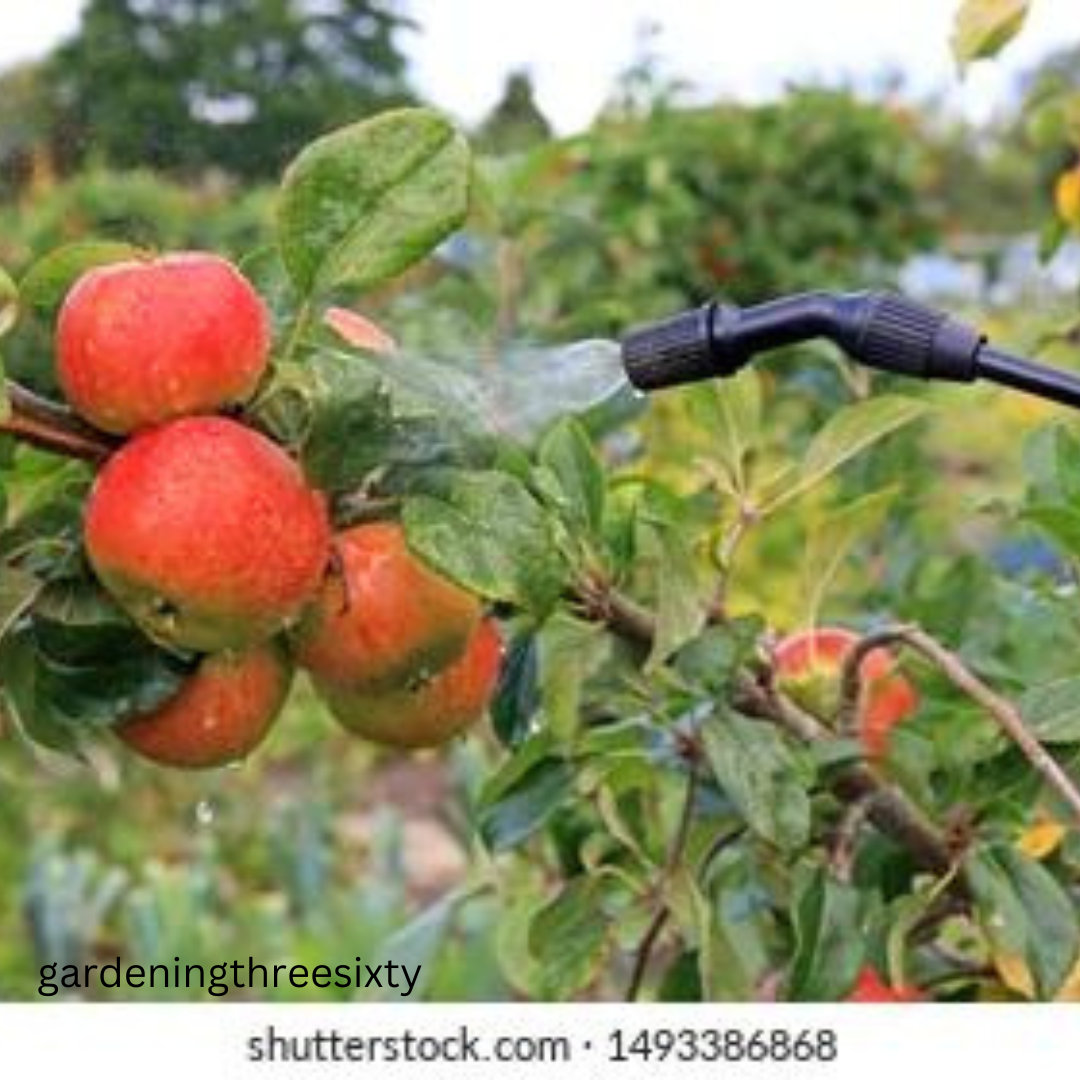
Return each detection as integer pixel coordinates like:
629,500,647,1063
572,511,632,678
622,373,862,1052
620,290,1080,410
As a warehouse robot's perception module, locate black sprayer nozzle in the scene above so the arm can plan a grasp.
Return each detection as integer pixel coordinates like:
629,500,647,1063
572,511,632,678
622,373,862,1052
620,289,1080,412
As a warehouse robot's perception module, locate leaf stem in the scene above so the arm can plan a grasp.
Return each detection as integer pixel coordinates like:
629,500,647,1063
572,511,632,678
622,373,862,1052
281,299,314,366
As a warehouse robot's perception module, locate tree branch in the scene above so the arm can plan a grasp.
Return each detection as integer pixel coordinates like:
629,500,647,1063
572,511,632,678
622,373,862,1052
840,625,1080,828
575,580,959,881
573,575,657,648
736,671,958,878
1,383,117,462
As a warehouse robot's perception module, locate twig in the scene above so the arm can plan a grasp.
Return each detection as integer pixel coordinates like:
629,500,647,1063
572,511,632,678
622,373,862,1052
829,798,871,883
624,907,671,1004
840,625,1080,828
625,767,699,1002
573,575,657,648
708,501,757,621
1,383,117,462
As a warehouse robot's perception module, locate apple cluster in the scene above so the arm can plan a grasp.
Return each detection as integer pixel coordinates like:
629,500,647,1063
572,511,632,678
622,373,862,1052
56,252,501,769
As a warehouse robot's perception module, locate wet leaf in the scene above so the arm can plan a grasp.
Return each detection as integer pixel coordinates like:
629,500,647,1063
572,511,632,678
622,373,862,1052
1018,677,1080,743
536,418,605,538
278,108,470,296
477,741,574,852
293,348,497,493
404,469,566,615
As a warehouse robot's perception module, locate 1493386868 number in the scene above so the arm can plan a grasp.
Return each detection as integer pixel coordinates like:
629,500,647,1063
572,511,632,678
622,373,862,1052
607,1027,839,1064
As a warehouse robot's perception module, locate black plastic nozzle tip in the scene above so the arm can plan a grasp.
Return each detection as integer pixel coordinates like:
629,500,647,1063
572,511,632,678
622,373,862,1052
621,303,719,391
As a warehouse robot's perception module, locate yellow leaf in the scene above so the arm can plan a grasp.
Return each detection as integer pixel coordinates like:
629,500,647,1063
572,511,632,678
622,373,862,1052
993,950,1080,1001
993,950,1034,998
1017,817,1067,861
1055,166,1080,229
1056,955,1080,1002
952,0,1030,71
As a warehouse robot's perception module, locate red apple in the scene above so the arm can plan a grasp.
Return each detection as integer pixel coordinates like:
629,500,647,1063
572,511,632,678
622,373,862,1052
845,966,925,1002
85,416,331,652
117,643,292,769
774,627,918,757
57,251,270,433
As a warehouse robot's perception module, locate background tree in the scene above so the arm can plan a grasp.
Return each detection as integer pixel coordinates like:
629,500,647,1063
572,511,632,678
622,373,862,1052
475,70,552,155
48,0,415,180
0,62,57,196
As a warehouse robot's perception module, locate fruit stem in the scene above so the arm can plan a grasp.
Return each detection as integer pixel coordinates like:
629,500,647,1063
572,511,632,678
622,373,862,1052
0,382,118,462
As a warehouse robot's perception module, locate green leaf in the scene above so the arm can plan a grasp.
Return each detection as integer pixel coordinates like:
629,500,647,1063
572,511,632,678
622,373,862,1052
379,892,463,1001
490,632,540,748
0,579,194,753
403,470,566,615
1021,423,1080,505
537,612,610,742
0,561,41,635
536,418,605,538
1038,215,1068,263
278,107,471,296
701,710,812,850
292,349,497,493
528,876,612,997
763,395,928,512
237,244,301,341
952,0,1030,70
0,564,42,642
967,843,1080,998
657,950,703,1002
19,241,144,318
800,487,897,627
638,517,709,670
1021,505,1080,559
665,865,762,1001
0,467,90,582
786,868,865,1001
673,618,764,695
255,344,499,490
1019,677,1080,743
477,748,574,853
686,370,762,496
